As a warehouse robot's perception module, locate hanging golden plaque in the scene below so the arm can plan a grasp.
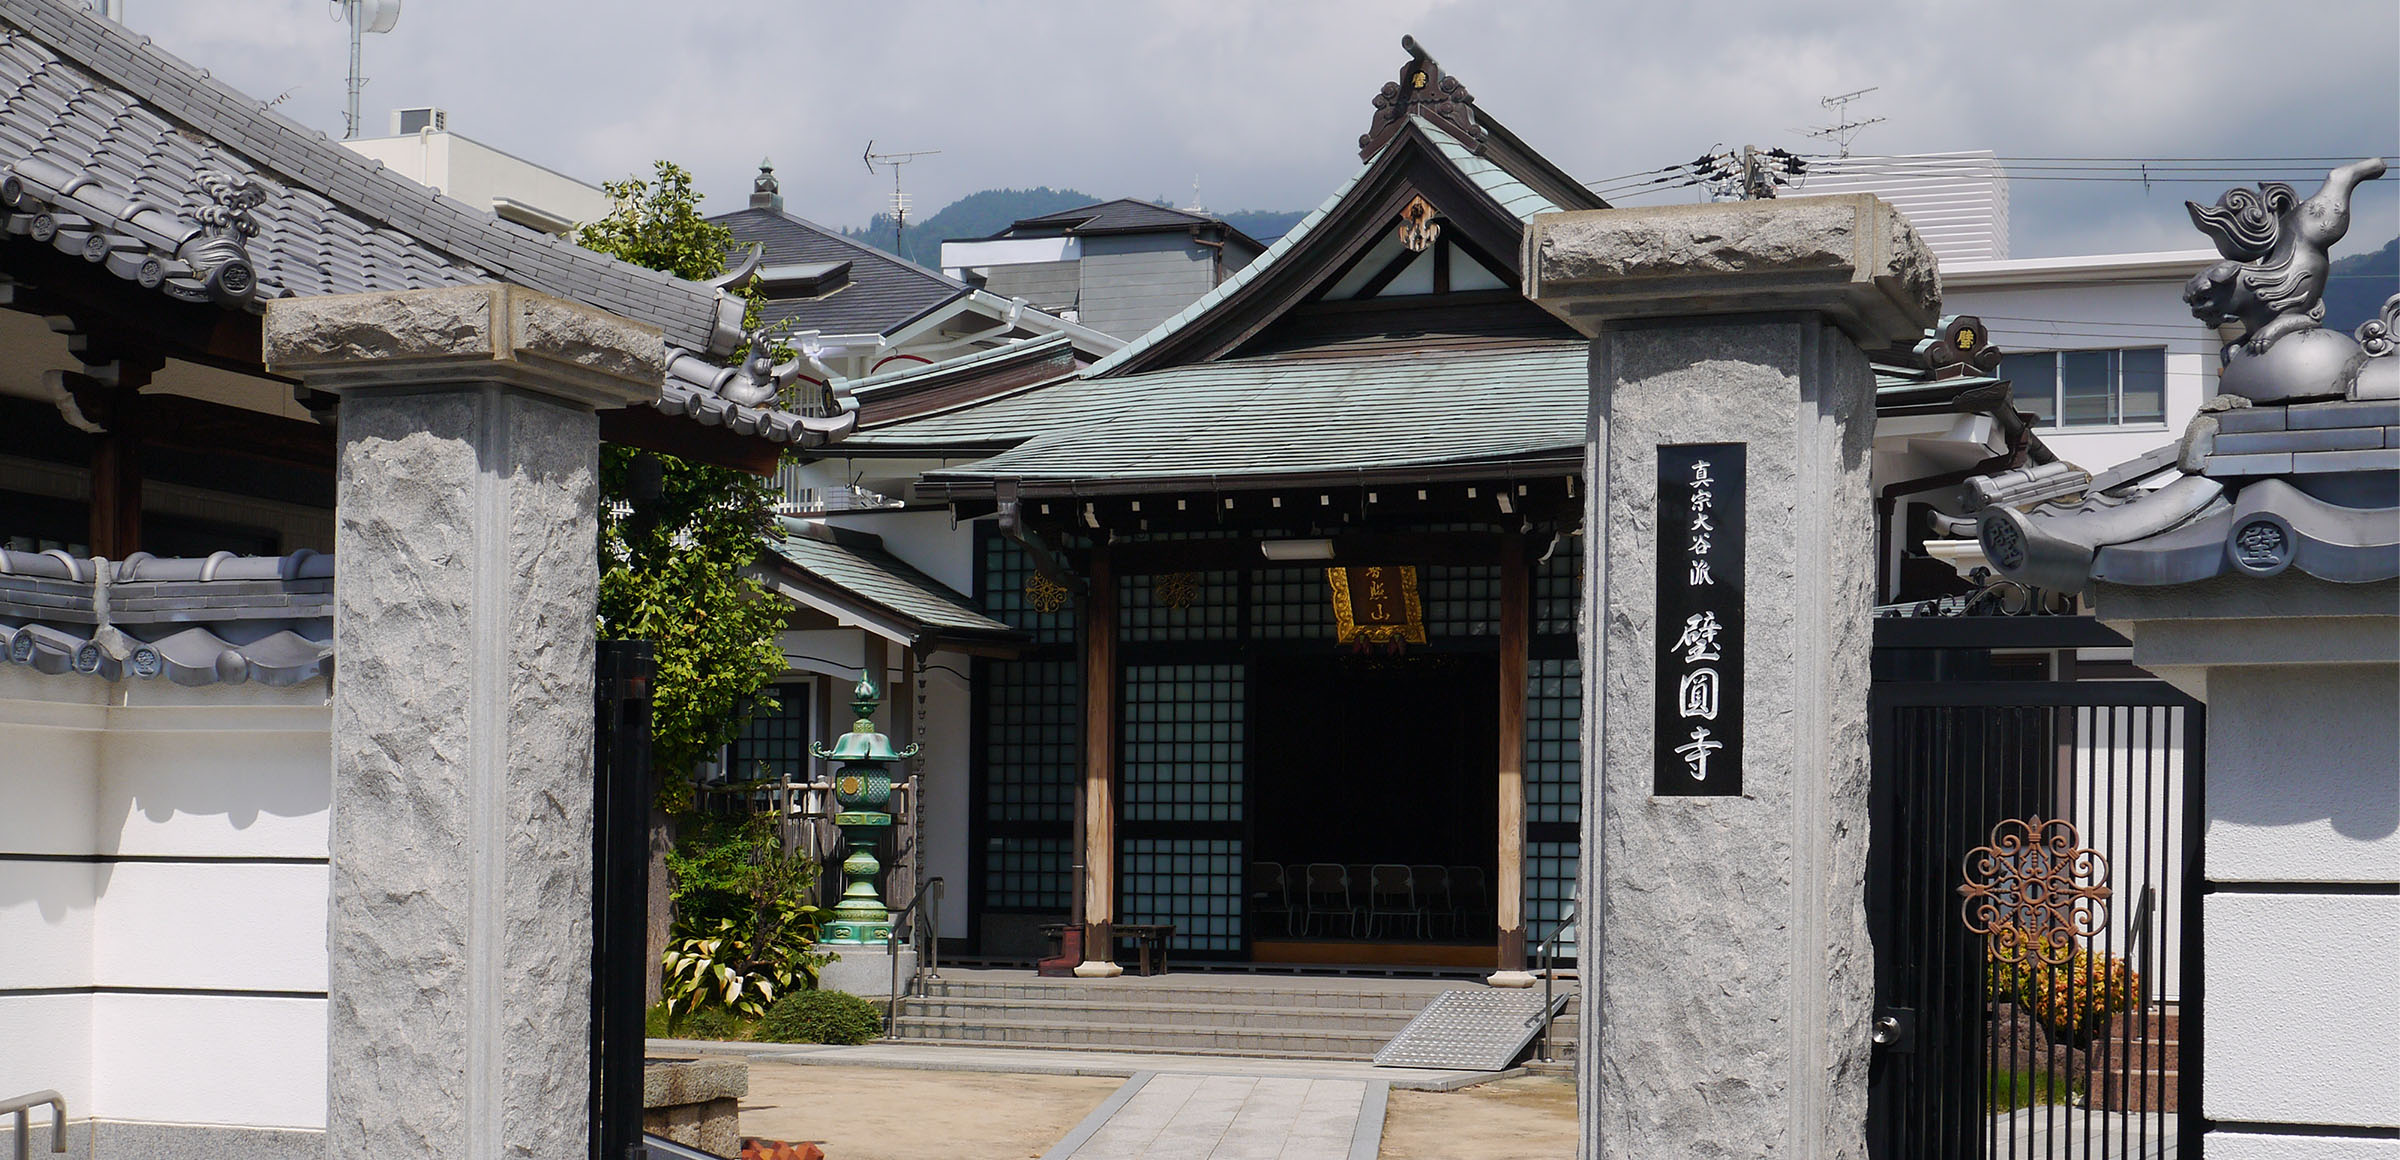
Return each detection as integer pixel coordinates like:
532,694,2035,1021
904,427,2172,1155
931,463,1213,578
1327,565,1426,644
1958,816,2111,967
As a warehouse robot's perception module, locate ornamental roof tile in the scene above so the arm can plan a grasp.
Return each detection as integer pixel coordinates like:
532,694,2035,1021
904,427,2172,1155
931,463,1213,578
0,548,330,686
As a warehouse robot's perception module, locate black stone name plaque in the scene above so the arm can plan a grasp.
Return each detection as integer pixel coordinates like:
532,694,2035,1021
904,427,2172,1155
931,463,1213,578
1653,443,1744,796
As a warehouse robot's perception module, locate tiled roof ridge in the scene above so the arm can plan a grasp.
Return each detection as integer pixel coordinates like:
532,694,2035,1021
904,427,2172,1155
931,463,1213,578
0,546,332,686
0,545,330,583
0,0,735,355
849,331,1076,395
717,203,970,296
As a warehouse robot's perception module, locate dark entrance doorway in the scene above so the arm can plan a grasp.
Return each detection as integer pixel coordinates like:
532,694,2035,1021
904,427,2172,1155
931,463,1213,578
1251,651,1498,958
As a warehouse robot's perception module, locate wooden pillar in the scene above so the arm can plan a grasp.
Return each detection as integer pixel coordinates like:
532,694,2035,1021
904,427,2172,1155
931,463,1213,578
1078,548,1122,976
76,378,145,559
1495,536,1530,974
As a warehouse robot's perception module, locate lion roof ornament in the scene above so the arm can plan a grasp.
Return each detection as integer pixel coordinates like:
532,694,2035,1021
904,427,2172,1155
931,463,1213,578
2183,158,2387,403
1946,162,2400,596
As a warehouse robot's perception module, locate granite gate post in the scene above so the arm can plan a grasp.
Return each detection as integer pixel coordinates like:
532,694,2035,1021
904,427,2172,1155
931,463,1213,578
1524,196,1939,1159
264,285,665,1160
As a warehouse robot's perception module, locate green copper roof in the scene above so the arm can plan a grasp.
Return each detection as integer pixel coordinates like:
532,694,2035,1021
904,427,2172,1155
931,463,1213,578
759,520,1022,647
1417,115,1568,221
919,342,1589,492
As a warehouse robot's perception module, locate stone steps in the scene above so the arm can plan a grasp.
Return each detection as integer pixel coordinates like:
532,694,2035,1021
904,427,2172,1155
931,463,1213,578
891,971,1578,1063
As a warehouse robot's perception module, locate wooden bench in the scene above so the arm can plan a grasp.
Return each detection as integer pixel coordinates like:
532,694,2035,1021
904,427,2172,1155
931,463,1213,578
1037,922,1178,976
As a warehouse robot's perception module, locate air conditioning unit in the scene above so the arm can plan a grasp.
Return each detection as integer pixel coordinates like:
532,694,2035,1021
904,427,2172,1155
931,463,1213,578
390,107,448,135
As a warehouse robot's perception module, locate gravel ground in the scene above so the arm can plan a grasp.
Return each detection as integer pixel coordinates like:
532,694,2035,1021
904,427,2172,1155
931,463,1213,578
735,1061,1122,1160
1378,1074,1578,1159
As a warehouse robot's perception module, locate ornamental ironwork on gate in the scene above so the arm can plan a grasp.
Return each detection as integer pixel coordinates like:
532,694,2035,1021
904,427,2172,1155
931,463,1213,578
1867,617,2204,1159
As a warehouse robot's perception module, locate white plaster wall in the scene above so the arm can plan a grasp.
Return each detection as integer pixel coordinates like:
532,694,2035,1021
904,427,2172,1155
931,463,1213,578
0,670,332,1133
0,861,95,988
2204,893,2400,1127
91,863,327,992
2206,666,2400,882
90,994,326,1128
0,994,92,1116
1940,264,2219,474
911,663,972,941
825,508,977,595
2205,1135,2400,1160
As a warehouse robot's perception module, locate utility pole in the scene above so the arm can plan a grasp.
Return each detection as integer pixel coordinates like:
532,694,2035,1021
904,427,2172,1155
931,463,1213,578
1695,146,1805,201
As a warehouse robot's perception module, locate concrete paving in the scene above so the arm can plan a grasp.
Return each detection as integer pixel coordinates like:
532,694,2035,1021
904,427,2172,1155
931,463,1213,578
646,1037,1507,1091
1039,1072,1387,1160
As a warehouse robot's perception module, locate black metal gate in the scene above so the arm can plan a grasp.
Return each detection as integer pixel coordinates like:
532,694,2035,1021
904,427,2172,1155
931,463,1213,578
1867,620,2204,1159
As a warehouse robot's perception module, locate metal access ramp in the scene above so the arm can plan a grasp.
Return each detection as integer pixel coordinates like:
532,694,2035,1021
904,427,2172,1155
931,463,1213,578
1371,988,1568,1071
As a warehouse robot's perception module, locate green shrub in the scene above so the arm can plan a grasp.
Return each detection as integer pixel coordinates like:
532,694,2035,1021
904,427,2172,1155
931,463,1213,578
757,989,884,1046
1983,926,2142,1040
660,814,829,1021
644,1001,753,1041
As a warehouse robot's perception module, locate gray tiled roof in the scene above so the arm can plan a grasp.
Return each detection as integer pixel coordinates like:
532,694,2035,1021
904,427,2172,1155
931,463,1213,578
0,548,330,685
760,520,1022,650
0,0,850,447
1975,397,2400,591
713,205,967,338
996,199,1260,249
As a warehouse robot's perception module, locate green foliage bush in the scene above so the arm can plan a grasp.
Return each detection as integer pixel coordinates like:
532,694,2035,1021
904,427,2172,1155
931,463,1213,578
757,990,884,1046
660,814,829,1021
645,1001,754,1042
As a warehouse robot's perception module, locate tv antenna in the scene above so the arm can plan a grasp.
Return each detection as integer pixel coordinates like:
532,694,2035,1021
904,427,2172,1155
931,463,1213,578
1806,86,1885,158
331,0,402,139
863,141,939,258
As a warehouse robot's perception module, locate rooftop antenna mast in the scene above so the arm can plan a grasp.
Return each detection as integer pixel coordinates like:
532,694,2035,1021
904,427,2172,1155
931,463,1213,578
1806,86,1884,159
335,0,402,139
863,141,939,259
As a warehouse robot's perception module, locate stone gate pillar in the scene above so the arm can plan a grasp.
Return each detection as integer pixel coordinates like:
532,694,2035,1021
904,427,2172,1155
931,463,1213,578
1524,196,1938,1159
265,285,665,1160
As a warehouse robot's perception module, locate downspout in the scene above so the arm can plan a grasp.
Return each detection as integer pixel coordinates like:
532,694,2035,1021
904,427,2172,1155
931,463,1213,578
1190,226,1227,286
995,482,1082,596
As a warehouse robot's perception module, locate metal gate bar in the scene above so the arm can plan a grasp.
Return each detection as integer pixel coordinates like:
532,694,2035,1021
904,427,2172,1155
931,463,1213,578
1868,673,2203,1159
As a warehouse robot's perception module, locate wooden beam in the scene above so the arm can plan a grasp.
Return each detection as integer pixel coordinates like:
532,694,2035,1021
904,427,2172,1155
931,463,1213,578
1079,547,1120,973
1495,535,1529,969
140,393,335,473
597,403,782,476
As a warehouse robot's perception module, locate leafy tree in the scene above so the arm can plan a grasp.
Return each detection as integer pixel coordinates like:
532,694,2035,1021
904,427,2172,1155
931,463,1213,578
577,161,795,1002
576,161,789,793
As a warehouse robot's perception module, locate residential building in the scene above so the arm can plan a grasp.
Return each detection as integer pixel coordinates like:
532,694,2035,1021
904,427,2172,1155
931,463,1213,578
342,108,614,235
940,199,1267,339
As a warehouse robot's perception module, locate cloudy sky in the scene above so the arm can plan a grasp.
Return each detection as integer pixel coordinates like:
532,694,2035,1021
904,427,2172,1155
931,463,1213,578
120,0,2399,260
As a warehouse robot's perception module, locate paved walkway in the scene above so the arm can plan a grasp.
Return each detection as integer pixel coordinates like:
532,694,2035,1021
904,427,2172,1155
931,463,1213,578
646,1037,1499,1090
1040,1072,1386,1160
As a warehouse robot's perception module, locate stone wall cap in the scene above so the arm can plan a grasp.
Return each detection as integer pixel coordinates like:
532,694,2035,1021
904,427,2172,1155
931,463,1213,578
262,284,666,411
642,1058,749,1107
1522,193,1942,348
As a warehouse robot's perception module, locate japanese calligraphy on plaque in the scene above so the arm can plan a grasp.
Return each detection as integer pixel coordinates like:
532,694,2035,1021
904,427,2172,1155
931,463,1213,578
1327,565,1426,645
1654,444,1745,796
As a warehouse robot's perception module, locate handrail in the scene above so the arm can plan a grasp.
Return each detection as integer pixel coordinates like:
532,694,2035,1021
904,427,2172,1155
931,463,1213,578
883,875,946,1032
2,1089,66,1158
1528,906,1577,1064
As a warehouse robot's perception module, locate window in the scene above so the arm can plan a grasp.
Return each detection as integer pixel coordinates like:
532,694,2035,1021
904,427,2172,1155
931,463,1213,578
725,682,812,784
1999,347,2168,428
